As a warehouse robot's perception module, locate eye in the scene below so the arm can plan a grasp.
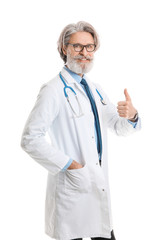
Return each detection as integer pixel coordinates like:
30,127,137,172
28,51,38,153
87,44,94,51
74,44,82,50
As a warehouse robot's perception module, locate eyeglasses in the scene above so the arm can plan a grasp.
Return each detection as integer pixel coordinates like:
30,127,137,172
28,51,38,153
66,43,96,52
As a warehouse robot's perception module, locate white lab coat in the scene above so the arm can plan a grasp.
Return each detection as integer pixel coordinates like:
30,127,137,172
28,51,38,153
21,67,141,240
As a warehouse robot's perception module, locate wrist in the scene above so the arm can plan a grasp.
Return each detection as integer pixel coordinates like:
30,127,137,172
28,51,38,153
67,160,82,170
128,111,138,122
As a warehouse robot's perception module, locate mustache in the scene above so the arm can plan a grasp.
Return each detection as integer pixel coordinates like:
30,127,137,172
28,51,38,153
73,55,94,60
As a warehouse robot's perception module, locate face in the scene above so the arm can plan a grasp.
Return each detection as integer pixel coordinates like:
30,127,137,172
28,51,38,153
63,32,95,76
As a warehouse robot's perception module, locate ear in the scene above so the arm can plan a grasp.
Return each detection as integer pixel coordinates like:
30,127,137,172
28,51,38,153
62,45,67,56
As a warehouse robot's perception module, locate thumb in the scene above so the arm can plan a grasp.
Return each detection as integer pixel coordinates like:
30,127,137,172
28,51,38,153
124,88,131,101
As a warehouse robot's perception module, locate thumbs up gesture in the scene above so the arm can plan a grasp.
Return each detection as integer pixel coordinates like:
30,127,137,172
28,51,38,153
117,89,137,120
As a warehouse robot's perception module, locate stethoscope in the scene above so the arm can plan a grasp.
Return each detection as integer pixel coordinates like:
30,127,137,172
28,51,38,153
59,72,107,118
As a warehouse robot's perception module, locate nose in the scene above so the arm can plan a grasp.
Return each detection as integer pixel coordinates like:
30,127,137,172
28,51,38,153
80,46,88,56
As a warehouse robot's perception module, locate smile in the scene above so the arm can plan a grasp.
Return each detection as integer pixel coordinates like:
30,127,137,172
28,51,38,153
78,59,89,62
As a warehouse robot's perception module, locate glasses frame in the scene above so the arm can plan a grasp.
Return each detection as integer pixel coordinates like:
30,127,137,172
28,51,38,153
66,43,96,52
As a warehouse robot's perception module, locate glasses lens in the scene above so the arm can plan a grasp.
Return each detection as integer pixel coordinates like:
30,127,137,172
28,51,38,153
74,44,83,52
86,44,95,52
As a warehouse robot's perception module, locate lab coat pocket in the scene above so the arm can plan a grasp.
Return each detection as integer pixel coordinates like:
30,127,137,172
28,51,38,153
64,164,91,193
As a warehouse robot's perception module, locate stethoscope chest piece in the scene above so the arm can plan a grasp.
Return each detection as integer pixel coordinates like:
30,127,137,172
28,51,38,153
100,99,107,105
95,88,107,105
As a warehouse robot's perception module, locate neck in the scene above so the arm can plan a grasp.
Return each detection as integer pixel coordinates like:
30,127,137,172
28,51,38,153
65,65,83,78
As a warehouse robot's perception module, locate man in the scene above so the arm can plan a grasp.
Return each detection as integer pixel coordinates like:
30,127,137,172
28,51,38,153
21,21,141,240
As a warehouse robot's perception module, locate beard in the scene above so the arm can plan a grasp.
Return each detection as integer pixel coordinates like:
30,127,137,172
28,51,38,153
66,51,94,74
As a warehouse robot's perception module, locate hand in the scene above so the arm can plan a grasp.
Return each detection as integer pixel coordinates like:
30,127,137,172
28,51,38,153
67,160,83,170
117,88,137,120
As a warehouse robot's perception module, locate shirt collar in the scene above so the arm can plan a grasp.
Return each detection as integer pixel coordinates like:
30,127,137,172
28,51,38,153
64,65,85,83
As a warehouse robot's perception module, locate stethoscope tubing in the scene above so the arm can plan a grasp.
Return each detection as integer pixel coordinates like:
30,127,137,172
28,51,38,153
59,72,107,117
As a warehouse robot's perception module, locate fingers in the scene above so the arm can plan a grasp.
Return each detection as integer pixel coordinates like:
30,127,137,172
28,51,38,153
117,110,129,118
117,101,127,106
124,88,131,101
117,105,127,110
117,106,128,114
117,108,129,116
117,101,129,118
118,112,127,117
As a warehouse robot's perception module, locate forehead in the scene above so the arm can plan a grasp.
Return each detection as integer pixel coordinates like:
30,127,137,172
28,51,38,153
69,31,94,44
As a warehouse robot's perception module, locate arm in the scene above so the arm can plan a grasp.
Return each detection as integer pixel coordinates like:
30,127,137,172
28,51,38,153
94,83,141,136
20,83,71,175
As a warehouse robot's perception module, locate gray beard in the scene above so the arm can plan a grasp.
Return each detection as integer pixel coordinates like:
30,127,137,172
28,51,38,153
66,52,94,74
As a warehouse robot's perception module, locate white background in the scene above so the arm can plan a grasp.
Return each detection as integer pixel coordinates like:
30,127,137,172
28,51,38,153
0,0,159,239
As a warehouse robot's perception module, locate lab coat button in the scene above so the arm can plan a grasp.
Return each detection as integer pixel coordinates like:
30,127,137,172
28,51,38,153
96,162,98,165
92,136,94,138
102,189,105,191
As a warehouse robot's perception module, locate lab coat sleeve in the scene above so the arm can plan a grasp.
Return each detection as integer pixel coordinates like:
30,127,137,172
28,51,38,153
94,83,141,136
20,82,71,175
61,158,74,172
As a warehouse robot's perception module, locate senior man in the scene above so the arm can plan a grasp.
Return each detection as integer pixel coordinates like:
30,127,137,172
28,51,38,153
21,21,141,240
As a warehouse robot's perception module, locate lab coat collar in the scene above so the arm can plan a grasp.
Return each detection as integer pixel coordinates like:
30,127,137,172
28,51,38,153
64,66,83,84
60,67,79,84
61,67,91,86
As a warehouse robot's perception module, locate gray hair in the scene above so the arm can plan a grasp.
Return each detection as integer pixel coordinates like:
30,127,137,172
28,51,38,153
57,21,100,63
